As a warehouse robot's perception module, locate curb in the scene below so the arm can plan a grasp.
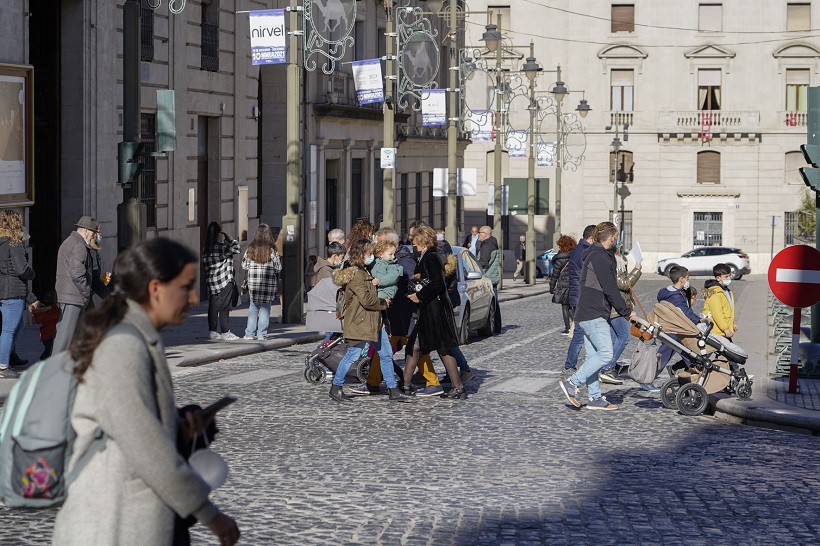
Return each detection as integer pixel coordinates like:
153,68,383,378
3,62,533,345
173,331,327,368
708,394,820,435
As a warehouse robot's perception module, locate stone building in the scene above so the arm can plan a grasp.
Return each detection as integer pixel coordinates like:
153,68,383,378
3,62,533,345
463,0,819,272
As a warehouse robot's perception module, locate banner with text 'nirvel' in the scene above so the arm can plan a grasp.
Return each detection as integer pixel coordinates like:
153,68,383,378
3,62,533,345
249,10,286,65
351,59,384,105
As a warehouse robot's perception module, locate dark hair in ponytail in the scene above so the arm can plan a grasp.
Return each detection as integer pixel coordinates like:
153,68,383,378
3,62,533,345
72,238,198,381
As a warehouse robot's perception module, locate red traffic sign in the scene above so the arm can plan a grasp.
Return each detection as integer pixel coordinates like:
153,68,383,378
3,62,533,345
768,245,820,308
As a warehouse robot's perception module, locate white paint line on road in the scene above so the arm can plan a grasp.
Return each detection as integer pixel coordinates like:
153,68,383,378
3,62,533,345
776,268,820,284
486,377,555,393
469,326,563,366
206,369,299,385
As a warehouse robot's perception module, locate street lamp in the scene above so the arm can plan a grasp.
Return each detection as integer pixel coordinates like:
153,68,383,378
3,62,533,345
521,45,541,284
607,122,628,240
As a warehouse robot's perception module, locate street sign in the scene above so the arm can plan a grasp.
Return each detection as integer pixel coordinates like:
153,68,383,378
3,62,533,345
768,245,820,308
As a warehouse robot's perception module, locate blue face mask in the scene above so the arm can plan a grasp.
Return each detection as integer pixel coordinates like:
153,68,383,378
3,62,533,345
364,255,375,266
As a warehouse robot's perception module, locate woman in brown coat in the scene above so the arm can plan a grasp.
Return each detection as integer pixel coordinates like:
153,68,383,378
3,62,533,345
328,238,412,403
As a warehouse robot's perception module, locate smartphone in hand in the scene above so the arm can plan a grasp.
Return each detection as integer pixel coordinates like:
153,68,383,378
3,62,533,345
201,395,237,421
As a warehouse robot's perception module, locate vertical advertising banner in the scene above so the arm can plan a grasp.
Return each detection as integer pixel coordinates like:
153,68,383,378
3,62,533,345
422,89,446,126
249,9,286,65
537,142,556,167
506,130,526,157
351,59,384,104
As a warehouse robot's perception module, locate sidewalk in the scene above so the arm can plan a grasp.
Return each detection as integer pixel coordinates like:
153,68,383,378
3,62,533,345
0,278,550,403
708,274,820,434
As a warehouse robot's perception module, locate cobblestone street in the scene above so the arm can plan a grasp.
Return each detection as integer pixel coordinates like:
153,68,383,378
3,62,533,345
2,278,820,545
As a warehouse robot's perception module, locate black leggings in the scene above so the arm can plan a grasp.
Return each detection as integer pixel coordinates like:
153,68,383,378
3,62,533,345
561,304,572,332
208,283,233,333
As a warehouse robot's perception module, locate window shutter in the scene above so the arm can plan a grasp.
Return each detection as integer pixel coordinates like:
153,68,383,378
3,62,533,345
697,151,720,184
611,5,635,33
787,4,811,32
611,69,634,86
698,69,721,87
786,68,810,84
610,151,634,183
698,4,723,32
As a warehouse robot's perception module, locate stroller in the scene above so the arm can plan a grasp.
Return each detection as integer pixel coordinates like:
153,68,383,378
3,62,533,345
631,301,753,416
303,277,372,385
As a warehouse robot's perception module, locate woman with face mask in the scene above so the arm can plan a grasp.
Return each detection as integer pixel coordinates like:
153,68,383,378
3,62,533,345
52,238,240,546
328,238,412,403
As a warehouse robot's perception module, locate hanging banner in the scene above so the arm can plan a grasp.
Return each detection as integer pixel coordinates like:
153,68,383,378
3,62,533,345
506,130,526,158
249,9,286,65
351,59,384,104
422,89,446,126
537,141,556,167
470,111,493,141
432,168,477,197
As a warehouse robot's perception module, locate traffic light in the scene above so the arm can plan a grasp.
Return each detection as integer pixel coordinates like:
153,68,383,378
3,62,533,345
800,143,820,191
118,141,144,186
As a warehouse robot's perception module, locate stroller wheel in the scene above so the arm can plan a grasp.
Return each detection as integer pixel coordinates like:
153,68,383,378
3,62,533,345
304,365,325,384
736,378,752,400
675,383,709,416
356,358,371,383
660,378,681,410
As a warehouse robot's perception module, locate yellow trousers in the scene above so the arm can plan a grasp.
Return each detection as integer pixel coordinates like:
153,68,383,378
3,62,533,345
366,335,439,387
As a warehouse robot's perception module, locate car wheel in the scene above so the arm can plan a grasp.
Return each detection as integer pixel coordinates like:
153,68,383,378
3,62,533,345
535,268,544,279
458,306,471,345
663,264,677,277
477,299,496,337
728,264,740,280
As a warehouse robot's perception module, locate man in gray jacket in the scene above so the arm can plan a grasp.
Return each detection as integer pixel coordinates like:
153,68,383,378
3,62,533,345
52,216,110,353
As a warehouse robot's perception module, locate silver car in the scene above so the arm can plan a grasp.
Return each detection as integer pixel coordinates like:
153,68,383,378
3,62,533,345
451,247,496,344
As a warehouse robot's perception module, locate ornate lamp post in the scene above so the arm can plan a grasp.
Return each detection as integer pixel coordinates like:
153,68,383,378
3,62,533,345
521,45,542,284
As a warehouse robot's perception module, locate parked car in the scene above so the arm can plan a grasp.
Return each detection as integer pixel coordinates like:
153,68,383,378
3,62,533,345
536,249,558,278
656,247,751,279
450,246,495,344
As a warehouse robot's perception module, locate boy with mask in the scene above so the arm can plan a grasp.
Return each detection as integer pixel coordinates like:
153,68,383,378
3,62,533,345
703,263,737,338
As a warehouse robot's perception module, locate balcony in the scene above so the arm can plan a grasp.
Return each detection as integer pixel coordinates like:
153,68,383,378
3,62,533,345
313,71,389,122
607,112,634,127
659,110,759,131
781,111,808,128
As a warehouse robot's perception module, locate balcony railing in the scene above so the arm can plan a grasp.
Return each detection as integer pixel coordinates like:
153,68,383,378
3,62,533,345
659,110,760,132
782,111,808,127
607,112,633,127
201,22,219,72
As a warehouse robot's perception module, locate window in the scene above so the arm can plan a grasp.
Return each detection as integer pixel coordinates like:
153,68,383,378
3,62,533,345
611,70,634,111
693,212,723,246
785,211,797,245
609,210,633,250
698,69,721,110
786,151,805,184
487,6,511,33
374,158,383,224
201,0,219,72
139,113,157,228
415,172,423,222
785,210,812,244
354,20,365,61
697,150,720,184
351,159,363,221
610,150,634,183
378,27,386,60
698,4,722,32
787,3,811,32
611,5,635,33
786,69,810,112
141,6,154,62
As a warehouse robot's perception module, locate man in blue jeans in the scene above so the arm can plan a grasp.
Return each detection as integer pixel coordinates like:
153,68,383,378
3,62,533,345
562,225,596,377
559,222,635,411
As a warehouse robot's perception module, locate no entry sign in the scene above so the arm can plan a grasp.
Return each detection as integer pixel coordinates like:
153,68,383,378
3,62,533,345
768,245,820,309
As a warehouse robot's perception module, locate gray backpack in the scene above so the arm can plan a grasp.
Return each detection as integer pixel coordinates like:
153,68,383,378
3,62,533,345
0,352,105,508
628,338,661,384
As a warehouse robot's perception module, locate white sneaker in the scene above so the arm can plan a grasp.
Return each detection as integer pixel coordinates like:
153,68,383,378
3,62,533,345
208,331,222,340
221,332,240,341
243,336,255,340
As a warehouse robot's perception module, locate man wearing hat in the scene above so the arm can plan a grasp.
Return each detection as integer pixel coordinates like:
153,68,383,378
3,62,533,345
52,216,111,353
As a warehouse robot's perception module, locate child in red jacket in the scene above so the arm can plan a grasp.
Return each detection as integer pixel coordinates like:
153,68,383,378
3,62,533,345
31,290,59,361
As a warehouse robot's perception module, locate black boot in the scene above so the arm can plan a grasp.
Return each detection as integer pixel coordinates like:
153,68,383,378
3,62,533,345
329,385,353,403
389,387,414,402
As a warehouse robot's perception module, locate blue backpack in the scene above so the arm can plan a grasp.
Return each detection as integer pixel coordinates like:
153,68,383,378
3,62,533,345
0,352,105,508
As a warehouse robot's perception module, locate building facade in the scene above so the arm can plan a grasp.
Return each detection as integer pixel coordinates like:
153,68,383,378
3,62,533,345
463,0,819,272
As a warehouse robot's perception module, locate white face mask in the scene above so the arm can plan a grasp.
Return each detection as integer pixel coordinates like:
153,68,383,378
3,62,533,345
683,281,690,290
364,254,375,266
722,279,732,286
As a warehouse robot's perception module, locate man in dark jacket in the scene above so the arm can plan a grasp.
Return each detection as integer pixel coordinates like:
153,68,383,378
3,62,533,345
562,225,596,373
476,226,502,333
654,265,704,384
52,216,110,354
559,222,634,411
513,235,526,282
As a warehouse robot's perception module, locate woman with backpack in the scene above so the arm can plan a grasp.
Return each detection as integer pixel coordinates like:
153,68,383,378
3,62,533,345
202,221,240,341
52,238,240,546
241,224,282,340
550,235,576,335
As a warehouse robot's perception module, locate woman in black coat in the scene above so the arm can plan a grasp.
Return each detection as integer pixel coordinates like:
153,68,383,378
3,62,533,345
549,235,577,334
404,226,466,399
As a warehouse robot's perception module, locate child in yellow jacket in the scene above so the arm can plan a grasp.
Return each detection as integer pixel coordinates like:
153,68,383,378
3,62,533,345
702,263,737,338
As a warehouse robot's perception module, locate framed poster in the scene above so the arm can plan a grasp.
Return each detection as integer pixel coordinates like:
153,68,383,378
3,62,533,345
0,64,34,205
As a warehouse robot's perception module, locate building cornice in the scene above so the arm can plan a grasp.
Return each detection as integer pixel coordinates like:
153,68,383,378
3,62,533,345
684,44,736,59
676,189,741,198
773,42,820,58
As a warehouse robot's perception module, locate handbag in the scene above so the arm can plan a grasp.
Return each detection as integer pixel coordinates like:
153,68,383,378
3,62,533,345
230,279,240,307
629,338,661,383
628,284,652,341
241,276,249,295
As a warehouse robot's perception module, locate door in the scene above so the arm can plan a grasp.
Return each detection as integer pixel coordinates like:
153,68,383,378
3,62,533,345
325,178,338,232
197,117,210,301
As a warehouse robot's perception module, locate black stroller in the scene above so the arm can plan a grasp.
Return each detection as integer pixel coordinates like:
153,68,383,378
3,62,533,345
303,278,372,384
631,301,753,416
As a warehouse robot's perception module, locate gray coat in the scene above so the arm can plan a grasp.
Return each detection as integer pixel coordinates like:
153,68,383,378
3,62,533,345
54,231,109,307
52,301,218,545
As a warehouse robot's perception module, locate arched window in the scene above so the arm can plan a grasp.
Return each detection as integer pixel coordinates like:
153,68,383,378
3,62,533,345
697,151,720,184
609,150,634,183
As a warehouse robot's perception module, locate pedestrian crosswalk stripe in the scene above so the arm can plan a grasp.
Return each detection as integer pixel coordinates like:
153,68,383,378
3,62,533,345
206,369,298,385
486,377,554,393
